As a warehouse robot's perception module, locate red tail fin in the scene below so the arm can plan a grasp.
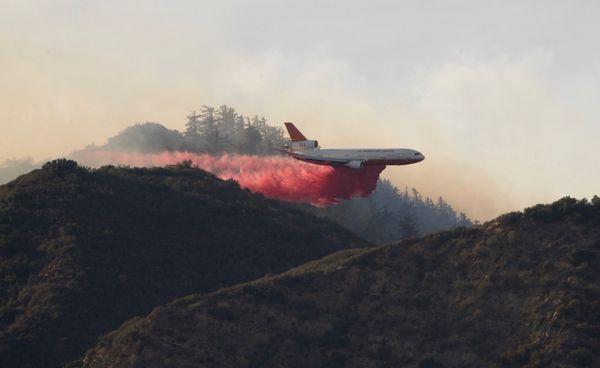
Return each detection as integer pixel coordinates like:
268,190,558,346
284,122,307,142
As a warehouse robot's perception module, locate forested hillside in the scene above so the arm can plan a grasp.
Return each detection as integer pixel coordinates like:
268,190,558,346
314,179,472,244
0,159,364,368
82,197,600,368
1,104,473,242
85,105,287,156
85,104,474,241
181,105,287,155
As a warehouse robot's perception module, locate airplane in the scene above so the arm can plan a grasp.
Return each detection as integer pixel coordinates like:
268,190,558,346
277,122,425,169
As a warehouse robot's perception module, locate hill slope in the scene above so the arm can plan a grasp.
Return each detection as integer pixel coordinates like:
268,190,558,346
0,159,365,368
83,197,599,368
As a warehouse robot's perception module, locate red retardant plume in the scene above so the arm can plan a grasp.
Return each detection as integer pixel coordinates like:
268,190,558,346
72,150,385,205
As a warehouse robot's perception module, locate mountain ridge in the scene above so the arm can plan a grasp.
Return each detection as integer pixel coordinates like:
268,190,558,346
82,197,600,367
0,159,366,368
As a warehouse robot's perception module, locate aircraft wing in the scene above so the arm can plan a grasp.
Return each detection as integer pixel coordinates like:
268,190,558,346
274,147,298,157
275,148,355,167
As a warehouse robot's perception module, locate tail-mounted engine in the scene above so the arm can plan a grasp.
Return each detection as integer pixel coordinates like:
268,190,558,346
290,140,319,150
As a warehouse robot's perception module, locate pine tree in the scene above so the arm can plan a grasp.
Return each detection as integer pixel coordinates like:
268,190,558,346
199,105,220,152
216,105,237,141
318,179,472,244
247,116,267,154
263,126,286,154
399,213,419,239
184,111,200,139
233,115,247,152
198,105,216,137
364,207,391,243
458,212,471,226
241,125,262,155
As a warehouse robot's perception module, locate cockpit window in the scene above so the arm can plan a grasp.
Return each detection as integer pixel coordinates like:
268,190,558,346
414,152,421,156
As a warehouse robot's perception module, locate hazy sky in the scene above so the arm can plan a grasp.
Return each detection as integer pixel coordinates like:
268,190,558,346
1,0,599,219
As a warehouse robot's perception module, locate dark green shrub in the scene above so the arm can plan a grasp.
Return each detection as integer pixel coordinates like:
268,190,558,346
570,347,593,365
568,248,596,265
418,357,446,368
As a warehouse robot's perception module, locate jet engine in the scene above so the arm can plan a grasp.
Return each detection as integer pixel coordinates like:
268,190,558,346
345,160,364,169
290,140,319,150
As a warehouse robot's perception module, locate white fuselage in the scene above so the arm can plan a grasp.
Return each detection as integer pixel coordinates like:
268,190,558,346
288,147,425,168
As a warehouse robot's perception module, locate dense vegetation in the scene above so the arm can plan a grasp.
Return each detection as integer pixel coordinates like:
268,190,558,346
88,104,473,242
314,179,472,244
1,105,473,242
0,159,365,368
82,197,599,368
93,106,287,155
181,105,287,155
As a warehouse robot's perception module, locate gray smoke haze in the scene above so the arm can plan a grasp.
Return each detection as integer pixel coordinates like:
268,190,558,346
0,158,39,184
0,116,473,242
103,123,187,153
2,1,600,220
0,123,190,185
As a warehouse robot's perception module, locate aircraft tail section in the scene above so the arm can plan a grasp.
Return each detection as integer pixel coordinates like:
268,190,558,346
284,122,307,141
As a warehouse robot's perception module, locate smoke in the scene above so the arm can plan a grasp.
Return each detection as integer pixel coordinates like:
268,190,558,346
72,149,385,205
105,123,188,152
0,157,38,185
